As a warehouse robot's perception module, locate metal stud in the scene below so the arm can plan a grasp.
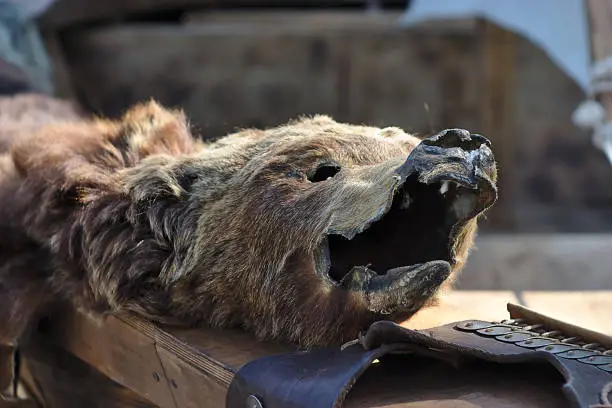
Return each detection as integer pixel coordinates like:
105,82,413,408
247,395,264,408
477,326,514,336
496,332,532,343
558,349,600,359
599,364,612,373
537,344,581,354
516,338,557,349
579,355,612,365
455,321,493,331
456,318,612,371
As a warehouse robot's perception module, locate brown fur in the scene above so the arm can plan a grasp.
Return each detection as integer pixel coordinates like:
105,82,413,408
0,97,496,348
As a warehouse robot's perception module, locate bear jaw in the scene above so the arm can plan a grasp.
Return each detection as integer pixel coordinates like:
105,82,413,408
311,129,497,316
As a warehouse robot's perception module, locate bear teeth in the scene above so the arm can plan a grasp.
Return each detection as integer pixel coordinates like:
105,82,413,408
438,180,462,197
399,192,412,210
439,181,450,195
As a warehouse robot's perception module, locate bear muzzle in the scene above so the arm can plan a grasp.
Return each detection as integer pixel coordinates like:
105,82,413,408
317,128,498,316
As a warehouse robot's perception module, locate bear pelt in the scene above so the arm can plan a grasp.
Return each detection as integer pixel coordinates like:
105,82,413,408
0,98,497,348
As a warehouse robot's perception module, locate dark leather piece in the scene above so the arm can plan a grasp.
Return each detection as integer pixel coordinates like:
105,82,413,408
227,318,612,408
226,344,394,408
364,321,611,408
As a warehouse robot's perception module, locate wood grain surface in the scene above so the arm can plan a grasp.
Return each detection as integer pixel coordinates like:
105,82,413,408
28,290,611,407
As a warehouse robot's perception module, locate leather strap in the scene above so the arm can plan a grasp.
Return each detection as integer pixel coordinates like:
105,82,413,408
227,343,391,408
227,304,612,408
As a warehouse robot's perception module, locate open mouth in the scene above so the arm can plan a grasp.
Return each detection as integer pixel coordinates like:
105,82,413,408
325,176,471,283
312,129,497,315
320,175,485,285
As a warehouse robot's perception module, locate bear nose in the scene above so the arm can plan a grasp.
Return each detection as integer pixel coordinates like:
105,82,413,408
394,127,497,194
421,128,491,152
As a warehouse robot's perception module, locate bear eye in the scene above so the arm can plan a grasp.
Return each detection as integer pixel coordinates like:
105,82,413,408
308,162,341,182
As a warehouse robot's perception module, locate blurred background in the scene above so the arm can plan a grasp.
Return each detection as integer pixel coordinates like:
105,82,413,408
14,0,612,293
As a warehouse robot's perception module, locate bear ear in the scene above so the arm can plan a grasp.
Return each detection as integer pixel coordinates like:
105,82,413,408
121,156,200,205
114,100,198,161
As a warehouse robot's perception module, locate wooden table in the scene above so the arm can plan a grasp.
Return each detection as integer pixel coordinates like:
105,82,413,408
11,290,610,408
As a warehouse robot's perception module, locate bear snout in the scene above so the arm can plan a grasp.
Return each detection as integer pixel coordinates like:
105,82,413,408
395,128,497,198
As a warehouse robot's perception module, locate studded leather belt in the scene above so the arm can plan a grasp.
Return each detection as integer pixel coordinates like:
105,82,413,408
227,303,612,408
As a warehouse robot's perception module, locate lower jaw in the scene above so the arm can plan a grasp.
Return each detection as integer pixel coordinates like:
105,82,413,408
317,233,459,287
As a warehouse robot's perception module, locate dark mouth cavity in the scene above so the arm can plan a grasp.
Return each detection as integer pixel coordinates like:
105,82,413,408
325,175,469,283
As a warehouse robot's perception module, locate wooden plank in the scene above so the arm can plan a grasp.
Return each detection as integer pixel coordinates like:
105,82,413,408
157,291,519,375
45,310,288,407
522,291,612,335
162,326,291,372
457,233,612,291
45,311,287,406
46,310,177,408
122,316,248,383
19,338,158,408
508,303,612,350
156,346,227,408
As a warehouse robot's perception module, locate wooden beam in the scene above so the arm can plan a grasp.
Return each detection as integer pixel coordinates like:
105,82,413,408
41,309,290,407
19,340,158,408
521,291,612,335
45,311,178,408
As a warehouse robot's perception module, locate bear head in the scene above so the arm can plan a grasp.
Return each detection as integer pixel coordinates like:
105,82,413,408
0,102,497,347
